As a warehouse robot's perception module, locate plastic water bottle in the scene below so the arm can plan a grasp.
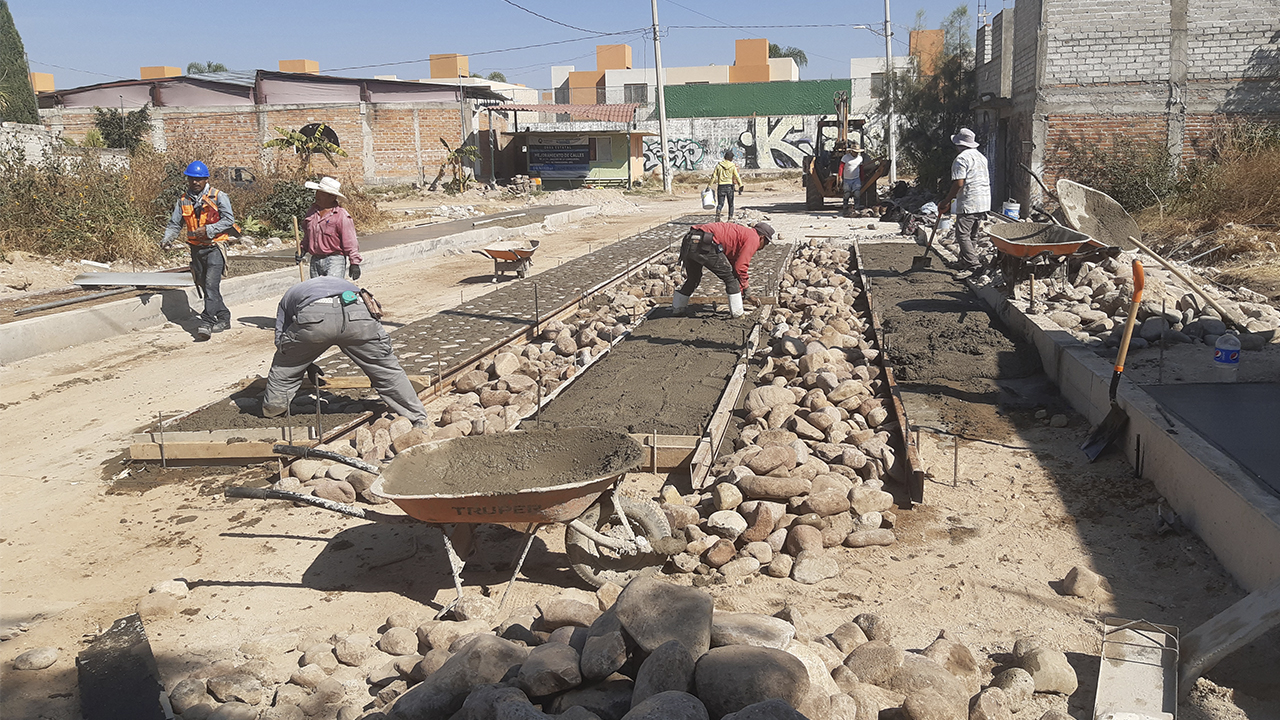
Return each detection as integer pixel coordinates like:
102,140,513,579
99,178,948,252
1212,334,1241,382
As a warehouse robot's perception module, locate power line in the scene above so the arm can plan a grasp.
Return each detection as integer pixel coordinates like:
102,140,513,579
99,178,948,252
321,29,647,73
663,0,732,27
29,59,128,80
497,0,604,34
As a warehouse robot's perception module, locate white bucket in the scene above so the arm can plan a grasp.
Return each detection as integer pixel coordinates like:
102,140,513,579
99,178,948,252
1002,200,1021,219
701,188,716,210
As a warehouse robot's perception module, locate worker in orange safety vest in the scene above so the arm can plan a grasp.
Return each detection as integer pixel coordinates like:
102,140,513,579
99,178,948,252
162,161,236,341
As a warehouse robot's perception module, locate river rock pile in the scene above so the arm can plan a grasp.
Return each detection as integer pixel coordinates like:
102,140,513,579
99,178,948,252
271,256,681,506
160,577,1077,720
658,243,905,586
1009,253,1278,352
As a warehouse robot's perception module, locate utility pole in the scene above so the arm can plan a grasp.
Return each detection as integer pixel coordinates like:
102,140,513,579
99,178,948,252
883,0,898,184
651,0,672,194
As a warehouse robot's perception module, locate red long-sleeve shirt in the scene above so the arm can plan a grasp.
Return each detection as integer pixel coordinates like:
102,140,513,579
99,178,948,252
302,205,361,264
692,222,762,291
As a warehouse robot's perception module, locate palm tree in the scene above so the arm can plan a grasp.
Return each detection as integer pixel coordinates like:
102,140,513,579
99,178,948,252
768,43,808,68
186,61,228,75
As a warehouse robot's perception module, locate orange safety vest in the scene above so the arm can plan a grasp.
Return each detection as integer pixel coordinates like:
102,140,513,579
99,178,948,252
180,188,229,246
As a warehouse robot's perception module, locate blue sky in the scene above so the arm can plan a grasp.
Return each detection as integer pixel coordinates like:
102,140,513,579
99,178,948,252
13,0,1000,91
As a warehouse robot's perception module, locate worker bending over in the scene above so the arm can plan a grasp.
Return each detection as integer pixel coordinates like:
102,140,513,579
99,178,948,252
162,161,235,341
672,221,775,319
262,277,428,427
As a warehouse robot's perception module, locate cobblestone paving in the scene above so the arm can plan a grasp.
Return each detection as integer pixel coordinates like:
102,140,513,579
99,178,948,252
320,215,707,377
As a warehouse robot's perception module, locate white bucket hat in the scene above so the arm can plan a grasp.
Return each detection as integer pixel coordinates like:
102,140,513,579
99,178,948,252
951,128,979,148
304,176,346,199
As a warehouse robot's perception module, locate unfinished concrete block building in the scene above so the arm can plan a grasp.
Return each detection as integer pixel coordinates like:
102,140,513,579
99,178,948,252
974,0,1280,207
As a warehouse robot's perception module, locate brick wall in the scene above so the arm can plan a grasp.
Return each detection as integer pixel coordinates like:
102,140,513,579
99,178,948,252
1043,113,1169,185
1044,0,1172,85
40,103,471,185
1012,0,1042,99
1186,0,1280,81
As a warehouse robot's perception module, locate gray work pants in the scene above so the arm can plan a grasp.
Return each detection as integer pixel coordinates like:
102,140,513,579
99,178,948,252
955,213,985,269
310,254,349,279
263,298,428,424
678,231,741,296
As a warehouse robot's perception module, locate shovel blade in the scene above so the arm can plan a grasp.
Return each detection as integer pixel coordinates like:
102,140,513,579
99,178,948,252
910,255,933,270
1081,402,1129,462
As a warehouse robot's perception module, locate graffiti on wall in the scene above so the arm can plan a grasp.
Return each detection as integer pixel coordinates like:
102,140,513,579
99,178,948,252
639,116,824,173
738,116,815,170
642,137,706,172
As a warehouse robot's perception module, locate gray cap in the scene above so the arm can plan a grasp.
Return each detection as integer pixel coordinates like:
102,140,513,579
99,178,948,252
754,222,776,243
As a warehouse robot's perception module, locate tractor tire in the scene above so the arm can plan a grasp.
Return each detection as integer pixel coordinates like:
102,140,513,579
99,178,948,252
805,177,825,210
565,495,671,588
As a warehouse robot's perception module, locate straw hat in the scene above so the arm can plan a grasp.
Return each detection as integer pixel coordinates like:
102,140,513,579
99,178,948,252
304,176,346,199
951,128,979,148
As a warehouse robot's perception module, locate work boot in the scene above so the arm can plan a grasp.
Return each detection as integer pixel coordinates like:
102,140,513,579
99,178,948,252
728,293,745,319
194,324,212,341
672,291,691,316
211,320,230,333
714,212,722,222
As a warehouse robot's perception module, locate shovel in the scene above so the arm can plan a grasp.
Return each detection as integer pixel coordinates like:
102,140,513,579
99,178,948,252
1081,258,1145,461
911,213,944,270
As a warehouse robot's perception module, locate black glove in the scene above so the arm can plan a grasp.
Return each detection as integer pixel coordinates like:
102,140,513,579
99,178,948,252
295,253,304,265
348,264,361,280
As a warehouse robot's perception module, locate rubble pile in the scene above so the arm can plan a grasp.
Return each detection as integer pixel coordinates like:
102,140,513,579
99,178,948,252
1015,253,1280,353
659,242,906,586
154,576,1078,720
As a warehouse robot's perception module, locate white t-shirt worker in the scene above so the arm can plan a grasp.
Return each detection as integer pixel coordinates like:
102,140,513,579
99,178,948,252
941,128,991,274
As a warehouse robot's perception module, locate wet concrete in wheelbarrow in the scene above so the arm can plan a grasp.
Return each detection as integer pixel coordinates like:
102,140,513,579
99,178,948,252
380,427,644,496
531,241,793,437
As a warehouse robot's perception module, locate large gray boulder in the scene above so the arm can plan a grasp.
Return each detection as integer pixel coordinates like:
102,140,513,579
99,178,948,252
720,699,810,719
517,641,582,698
548,675,635,720
711,613,796,650
451,684,548,720
614,577,713,659
386,635,528,719
694,646,810,720
1020,648,1078,695
621,691,709,720
632,639,696,708
843,640,903,686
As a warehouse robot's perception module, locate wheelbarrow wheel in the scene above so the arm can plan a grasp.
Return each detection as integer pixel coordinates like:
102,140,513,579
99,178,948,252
565,495,670,588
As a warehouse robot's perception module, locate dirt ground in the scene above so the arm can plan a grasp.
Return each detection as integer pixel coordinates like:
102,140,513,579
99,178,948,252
1,190,1275,720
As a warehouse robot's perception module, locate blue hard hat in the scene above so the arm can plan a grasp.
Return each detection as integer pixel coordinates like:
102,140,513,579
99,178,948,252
184,161,210,178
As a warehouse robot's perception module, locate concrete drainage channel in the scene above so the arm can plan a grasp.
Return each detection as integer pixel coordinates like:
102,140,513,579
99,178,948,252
0,205,596,365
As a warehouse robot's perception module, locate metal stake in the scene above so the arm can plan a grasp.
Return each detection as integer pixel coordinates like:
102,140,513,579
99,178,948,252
953,437,960,487
436,525,467,620
1159,298,1167,385
533,282,540,337
157,412,167,468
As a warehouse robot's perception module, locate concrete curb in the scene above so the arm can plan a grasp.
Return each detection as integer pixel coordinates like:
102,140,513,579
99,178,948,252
968,271,1280,592
0,206,600,365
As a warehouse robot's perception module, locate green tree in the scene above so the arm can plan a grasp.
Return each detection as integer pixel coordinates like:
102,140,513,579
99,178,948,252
0,0,39,124
878,5,977,194
428,138,482,193
93,105,152,153
486,71,508,83
768,43,808,68
264,123,348,174
186,61,228,74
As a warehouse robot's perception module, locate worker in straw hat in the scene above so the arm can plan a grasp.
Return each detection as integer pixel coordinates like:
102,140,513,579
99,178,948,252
300,176,363,280
940,128,991,277
839,141,863,217
672,221,776,319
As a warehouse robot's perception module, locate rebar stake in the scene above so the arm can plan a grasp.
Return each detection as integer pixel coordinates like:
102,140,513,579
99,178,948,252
157,412,167,468
953,437,960,488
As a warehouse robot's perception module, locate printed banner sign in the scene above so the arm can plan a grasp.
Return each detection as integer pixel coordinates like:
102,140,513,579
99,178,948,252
529,136,590,178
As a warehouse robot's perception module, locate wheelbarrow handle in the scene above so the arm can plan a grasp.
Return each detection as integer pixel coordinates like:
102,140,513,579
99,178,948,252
226,486,371,518
273,444,381,474
225,486,419,523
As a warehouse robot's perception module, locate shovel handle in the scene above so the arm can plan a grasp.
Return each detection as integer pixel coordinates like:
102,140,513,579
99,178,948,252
1111,259,1145,399
272,444,381,474
226,486,371,518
